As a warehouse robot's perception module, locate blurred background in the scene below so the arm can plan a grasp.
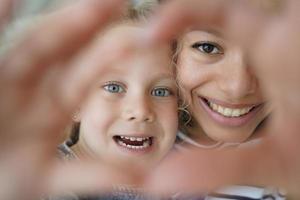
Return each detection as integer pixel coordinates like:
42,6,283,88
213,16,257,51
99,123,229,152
0,0,72,53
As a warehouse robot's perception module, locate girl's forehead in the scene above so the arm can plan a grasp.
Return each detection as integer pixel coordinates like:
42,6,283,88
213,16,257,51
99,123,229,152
102,23,142,38
98,61,175,87
98,23,173,75
99,48,174,83
111,49,172,73
182,27,225,41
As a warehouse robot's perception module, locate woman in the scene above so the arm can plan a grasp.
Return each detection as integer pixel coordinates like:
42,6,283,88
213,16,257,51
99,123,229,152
176,29,272,146
174,28,284,199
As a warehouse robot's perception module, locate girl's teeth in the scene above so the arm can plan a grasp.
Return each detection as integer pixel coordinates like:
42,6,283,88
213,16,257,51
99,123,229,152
118,140,127,147
123,136,148,141
117,136,151,150
208,101,253,117
143,140,150,148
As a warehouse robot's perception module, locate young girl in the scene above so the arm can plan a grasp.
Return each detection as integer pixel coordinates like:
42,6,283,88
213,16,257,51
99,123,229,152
64,24,178,169
54,0,178,199
174,28,285,199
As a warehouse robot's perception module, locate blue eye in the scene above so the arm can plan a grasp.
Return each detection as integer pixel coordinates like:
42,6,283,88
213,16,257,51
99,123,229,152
151,88,172,97
103,83,125,93
192,42,223,54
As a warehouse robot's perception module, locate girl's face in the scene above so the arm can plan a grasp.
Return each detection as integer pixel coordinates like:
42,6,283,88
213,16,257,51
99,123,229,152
177,30,272,143
76,25,178,169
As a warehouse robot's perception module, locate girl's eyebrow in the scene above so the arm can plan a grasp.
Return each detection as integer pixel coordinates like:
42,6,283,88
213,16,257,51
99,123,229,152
188,27,223,37
99,65,127,76
204,27,223,37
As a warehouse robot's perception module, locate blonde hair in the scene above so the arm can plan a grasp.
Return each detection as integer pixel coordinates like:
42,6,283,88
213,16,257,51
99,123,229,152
67,0,161,146
172,34,196,136
126,0,159,21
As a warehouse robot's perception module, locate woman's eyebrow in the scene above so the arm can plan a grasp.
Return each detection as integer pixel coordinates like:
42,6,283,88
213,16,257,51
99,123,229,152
146,72,174,83
157,73,176,80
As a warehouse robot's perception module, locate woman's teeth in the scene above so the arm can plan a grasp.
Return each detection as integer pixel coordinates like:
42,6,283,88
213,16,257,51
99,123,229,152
208,101,254,117
116,136,152,150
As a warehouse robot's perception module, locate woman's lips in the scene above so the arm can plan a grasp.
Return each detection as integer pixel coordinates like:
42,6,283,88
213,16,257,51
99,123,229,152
199,97,264,127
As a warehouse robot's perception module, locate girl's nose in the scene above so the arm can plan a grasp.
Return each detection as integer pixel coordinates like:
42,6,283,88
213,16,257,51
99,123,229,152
122,96,155,123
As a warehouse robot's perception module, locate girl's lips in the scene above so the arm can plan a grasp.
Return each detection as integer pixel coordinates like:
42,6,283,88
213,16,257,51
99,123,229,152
113,135,155,155
199,97,264,127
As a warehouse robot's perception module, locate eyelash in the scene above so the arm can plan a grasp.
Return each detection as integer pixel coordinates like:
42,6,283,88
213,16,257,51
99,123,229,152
151,87,173,97
103,82,125,93
191,42,224,55
103,82,173,97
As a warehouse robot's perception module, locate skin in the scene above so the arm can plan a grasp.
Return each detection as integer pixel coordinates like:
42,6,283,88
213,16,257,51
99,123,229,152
143,0,300,197
177,29,272,143
72,25,178,170
0,0,145,199
2,0,300,199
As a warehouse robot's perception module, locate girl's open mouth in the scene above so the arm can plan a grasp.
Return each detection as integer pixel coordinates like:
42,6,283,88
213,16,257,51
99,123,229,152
113,135,154,152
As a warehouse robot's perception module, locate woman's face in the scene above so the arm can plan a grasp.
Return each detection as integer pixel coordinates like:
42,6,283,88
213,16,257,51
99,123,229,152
177,30,272,143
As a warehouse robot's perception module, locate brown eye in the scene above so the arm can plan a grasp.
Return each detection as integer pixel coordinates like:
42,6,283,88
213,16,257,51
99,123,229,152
192,42,223,54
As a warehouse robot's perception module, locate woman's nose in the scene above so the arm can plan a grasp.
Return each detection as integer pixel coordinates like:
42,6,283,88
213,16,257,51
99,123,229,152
218,53,257,99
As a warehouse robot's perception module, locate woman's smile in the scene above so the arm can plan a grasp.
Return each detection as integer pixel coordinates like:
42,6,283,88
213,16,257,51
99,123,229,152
198,96,265,127
176,29,271,142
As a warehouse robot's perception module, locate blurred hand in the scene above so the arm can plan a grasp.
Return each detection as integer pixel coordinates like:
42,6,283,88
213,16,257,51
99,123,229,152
0,0,144,199
0,0,12,31
143,0,300,197
1,0,300,199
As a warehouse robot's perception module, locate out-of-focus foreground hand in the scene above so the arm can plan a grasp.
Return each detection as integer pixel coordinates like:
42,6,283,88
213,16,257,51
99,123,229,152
0,0,12,31
143,0,300,197
0,1,143,200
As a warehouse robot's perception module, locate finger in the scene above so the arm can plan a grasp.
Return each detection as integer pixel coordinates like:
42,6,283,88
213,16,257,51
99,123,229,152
143,0,275,47
269,110,300,196
49,26,140,115
1,28,139,142
143,0,234,45
145,138,285,195
250,8,300,115
0,0,125,87
0,142,60,200
0,0,13,31
45,160,144,196
0,0,126,131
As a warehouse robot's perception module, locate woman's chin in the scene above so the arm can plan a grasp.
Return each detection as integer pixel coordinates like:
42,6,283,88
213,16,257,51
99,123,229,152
204,127,255,143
